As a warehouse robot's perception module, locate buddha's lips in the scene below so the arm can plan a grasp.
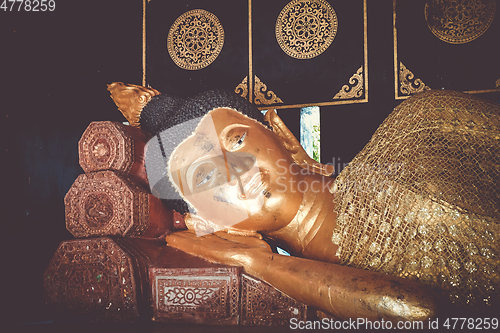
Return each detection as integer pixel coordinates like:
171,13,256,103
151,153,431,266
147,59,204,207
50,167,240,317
240,171,266,200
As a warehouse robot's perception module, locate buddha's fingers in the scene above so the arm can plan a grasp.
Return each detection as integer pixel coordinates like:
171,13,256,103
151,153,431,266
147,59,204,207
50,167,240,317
165,229,268,267
214,230,271,251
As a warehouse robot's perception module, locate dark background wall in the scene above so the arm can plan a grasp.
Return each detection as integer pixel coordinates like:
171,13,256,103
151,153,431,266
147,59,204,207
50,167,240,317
1,0,498,327
1,1,143,325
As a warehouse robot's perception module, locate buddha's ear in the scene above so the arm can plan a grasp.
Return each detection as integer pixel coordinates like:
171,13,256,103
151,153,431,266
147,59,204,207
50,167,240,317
264,109,334,177
107,82,161,127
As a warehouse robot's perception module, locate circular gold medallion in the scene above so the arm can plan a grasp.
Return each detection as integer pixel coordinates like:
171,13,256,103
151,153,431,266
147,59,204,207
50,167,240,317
167,9,225,70
425,0,496,44
276,0,338,59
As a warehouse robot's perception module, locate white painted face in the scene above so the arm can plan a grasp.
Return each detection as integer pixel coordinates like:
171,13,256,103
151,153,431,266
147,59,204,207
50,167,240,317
168,108,303,235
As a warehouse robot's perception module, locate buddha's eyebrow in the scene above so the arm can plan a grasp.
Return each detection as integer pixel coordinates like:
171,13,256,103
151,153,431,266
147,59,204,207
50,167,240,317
193,133,215,153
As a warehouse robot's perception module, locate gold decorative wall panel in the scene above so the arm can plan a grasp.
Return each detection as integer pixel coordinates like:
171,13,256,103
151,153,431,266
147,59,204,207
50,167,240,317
167,9,225,70
393,0,500,100
252,0,368,109
143,0,368,109
275,0,338,59
424,0,496,45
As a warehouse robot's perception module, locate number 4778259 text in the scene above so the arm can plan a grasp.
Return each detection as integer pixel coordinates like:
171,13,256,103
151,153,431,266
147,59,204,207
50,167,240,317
1,0,55,12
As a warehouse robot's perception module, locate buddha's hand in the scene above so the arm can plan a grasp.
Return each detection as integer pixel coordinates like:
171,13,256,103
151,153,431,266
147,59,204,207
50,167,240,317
165,229,272,268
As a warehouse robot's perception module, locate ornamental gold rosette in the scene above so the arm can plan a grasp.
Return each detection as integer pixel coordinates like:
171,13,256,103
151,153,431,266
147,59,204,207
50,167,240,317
167,9,225,70
276,0,338,59
425,0,496,44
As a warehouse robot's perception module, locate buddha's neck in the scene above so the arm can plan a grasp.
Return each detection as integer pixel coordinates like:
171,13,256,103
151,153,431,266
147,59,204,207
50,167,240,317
264,174,336,257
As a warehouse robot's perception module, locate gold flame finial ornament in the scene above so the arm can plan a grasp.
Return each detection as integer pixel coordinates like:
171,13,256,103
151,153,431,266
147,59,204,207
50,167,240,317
107,82,161,128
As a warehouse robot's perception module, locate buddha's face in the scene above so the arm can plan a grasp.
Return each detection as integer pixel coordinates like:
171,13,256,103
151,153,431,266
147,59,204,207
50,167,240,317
169,108,303,233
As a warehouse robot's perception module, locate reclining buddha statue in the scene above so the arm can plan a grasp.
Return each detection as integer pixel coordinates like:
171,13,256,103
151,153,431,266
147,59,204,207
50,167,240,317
108,82,499,323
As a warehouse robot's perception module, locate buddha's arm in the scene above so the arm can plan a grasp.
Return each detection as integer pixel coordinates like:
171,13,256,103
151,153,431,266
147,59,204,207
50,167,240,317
166,230,436,323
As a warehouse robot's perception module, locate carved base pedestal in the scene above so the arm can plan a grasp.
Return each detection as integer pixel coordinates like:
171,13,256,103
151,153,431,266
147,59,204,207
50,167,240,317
78,121,150,186
43,238,145,324
64,170,172,238
240,273,307,326
150,245,241,325
44,238,309,326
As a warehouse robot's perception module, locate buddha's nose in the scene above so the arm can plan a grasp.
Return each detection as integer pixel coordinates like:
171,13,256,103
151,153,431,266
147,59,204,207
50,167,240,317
224,151,257,183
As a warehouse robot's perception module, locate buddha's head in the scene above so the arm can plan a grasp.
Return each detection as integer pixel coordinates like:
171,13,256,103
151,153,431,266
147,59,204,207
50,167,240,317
167,106,307,235
108,83,333,235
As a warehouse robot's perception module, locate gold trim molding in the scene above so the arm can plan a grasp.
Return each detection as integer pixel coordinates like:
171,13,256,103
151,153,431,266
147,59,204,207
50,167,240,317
235,76,283,105
275,0,338,59
167,9,225,70
496,79,500,88
333,66,364,100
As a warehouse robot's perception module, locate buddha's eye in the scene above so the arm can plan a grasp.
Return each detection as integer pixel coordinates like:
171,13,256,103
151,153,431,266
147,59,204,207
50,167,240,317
230,161,242,173
231,132,247,151
195,168,216,187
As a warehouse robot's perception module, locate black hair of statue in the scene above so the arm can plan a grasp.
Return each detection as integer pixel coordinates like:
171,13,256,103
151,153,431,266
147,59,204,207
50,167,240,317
141,89,269,215
141,89,267,135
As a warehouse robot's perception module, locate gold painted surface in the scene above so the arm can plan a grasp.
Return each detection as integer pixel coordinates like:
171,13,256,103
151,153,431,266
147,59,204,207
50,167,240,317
464,88,500,94
256,98,368,111
425,0,496,44
393,0,400,100
496,78,500,88
107,82,160,127
167,9,225,70
333,66,364,100
276,0,338,59
399,62,431,96
142,0,146,86
162,104,435,321
111,84,499,320
167,229,436,322
332,90,500,307
264,109,333,176
249,0,253,103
